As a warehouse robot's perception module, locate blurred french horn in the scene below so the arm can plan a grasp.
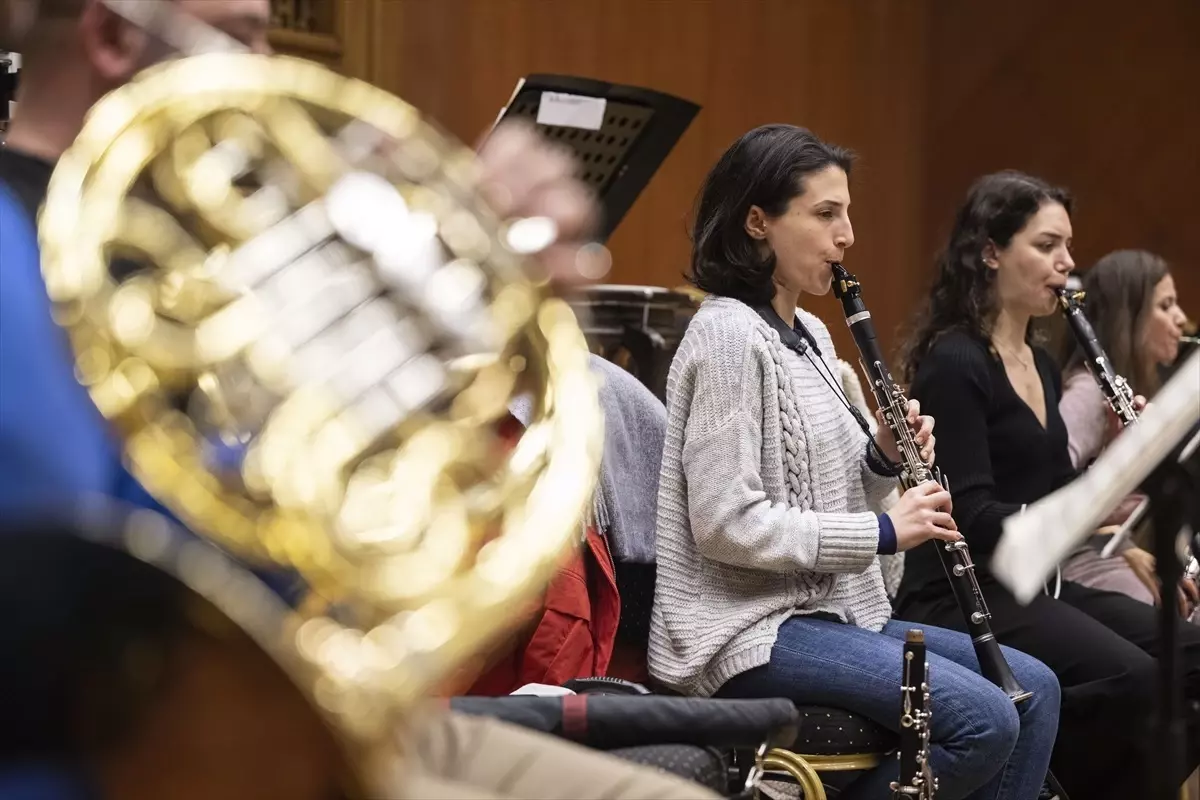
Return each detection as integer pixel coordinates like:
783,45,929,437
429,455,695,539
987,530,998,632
36,0,603,793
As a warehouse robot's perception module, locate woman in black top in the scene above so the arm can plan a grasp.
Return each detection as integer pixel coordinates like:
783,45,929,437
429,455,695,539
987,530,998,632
894,171,1200,800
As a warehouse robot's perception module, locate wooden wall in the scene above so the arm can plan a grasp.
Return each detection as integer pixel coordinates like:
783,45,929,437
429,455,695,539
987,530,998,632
274,0,1200,358
274,0,931,357
924,0,1200,330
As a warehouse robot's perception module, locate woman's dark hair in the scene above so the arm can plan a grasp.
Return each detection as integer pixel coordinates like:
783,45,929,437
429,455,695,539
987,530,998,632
688,124,854,305
901,170,1073,383
1060,249,1171,395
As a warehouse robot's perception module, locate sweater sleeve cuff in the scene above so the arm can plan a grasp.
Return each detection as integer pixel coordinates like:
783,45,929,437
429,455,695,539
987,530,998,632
876,514,897,555
865,440,903,478
814,512,885,572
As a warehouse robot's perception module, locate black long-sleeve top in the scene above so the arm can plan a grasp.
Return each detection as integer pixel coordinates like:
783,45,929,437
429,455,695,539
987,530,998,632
896,330,1078,601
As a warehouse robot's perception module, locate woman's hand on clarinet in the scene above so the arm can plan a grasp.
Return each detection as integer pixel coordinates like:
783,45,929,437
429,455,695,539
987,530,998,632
889,481,961,552
1122,547,1200,617
1104,394,1148,442
874,399,936,465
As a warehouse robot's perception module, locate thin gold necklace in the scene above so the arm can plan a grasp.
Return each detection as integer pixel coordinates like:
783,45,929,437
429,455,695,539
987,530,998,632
993,340,1034,370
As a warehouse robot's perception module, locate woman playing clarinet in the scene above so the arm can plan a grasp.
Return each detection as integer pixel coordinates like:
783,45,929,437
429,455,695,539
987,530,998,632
649,126,1059,800
895,171,1200,799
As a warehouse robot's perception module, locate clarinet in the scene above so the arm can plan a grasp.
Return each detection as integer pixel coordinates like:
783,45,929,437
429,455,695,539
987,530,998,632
1058,288,1200,610
831,263,1033,704
891,629,936,799
1056,288,1139,426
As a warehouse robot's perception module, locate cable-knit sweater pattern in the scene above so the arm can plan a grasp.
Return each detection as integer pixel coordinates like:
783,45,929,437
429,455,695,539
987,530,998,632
649,296,896,697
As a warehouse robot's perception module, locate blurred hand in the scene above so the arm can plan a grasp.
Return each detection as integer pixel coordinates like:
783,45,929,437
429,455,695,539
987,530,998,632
1180,576,1199,619
1123,546,1159,603
889,480,960,552
874,399,936,465
476,120,602,290
1122,546,1199,617
1103,393,1147,442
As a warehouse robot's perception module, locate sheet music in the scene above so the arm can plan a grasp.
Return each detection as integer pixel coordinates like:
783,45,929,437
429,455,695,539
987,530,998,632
536,92,607,131
993,350,1200,602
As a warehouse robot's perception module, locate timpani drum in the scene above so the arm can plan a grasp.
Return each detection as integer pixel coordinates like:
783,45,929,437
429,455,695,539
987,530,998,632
565,284,701,401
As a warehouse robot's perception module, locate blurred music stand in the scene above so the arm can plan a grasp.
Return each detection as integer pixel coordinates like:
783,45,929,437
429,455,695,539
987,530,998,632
1,52,19,131
493,74,700,243
1143,420,1200,800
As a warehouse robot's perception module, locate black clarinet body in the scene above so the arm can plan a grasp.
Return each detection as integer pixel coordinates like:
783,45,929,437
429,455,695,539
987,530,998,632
1056,288,1139,426
892,629,936,799
831,263,1033,705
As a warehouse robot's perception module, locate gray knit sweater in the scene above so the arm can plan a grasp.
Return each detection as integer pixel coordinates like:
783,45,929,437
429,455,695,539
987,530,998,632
649,296,898,697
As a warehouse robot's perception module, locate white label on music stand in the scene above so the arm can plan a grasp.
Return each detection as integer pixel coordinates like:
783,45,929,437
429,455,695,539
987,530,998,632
537,92,606,131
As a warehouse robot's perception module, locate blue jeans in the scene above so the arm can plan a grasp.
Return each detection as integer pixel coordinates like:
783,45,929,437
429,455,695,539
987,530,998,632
717,617,1060,800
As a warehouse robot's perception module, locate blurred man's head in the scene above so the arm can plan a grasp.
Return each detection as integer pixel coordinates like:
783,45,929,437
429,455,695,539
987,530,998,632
5,0,270,161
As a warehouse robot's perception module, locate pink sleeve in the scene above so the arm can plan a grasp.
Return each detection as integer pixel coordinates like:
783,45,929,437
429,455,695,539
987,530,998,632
1058,370,1109,469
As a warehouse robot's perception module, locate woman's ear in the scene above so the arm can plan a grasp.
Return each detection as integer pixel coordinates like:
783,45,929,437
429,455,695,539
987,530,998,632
744,205,769,240
981,241,1000,270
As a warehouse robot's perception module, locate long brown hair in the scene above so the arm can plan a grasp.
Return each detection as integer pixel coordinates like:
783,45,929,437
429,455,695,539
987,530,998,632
1059,249,1171,396
901,171,1072,383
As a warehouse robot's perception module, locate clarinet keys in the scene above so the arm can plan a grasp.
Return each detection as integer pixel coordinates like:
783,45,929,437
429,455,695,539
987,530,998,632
892,629,937,799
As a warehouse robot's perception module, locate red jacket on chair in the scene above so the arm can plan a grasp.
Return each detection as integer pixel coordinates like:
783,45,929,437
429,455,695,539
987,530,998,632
467,522,621,694
463,412,622,695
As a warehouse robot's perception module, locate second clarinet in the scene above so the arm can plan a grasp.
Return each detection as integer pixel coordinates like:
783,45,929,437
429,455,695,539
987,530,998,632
831,262,1033,705
1056,287,1139,426
891,629,937,799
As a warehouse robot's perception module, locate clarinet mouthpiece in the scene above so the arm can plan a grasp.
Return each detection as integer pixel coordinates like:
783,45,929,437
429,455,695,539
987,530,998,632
830,262,857,299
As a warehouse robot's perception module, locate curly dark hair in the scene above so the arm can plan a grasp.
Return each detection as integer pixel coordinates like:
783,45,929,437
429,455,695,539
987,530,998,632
1060,249,1171,396
901,170,1073,383
688,124,854,305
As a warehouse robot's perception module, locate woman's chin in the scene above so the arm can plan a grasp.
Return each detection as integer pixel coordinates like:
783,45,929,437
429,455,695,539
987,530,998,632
808,274,835,297
1032,294,1059,317
1161,342,1180,365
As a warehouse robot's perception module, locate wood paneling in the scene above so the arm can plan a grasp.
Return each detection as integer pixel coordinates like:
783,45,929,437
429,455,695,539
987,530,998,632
283,0,1199,356
365,0,931,359
268,0,373,79
924,0,1200,330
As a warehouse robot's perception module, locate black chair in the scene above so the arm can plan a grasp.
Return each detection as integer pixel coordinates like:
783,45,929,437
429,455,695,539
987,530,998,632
449,692,801,797
607,557,896,799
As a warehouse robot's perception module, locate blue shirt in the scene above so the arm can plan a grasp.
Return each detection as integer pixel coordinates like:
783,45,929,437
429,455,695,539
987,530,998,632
0,181,136,515
0,170,300,599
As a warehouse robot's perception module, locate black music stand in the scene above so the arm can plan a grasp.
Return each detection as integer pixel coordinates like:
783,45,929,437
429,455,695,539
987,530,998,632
1144,423,1200,800
1,52,18,127
493,74,700,242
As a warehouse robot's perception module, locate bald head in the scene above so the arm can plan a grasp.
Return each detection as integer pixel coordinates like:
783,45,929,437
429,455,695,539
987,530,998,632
20,0,269,61
4,0,270,161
